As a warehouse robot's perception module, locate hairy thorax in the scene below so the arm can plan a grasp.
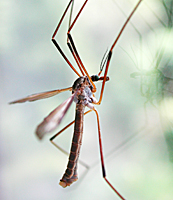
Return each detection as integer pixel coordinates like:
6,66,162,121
72,76,97,108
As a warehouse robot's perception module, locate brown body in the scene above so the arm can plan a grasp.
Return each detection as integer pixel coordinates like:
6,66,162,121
59,76,96,187
60,103,85,187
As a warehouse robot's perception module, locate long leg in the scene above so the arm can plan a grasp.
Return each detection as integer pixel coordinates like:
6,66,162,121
96,0,143,105
52,0,81,77
67,33,97,93
67,0,87,77
66,1,86,77
66,0,97,92
63,0,97,92
52,0,95,88
93,108,125,200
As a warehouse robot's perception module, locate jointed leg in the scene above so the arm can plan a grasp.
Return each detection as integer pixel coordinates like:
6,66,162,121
93,108,125,200
66,0,97,92
52,0,81,77
67,33,97,92
52,0,95,90
96,0,143,105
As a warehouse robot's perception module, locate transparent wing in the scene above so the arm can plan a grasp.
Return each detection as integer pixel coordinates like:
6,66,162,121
9,87,72,104
36,93,75,139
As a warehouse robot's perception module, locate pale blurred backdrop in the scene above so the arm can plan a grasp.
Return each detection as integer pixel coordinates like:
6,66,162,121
1,0,173,199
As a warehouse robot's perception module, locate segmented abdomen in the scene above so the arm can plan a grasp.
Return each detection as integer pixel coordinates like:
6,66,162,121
59,103,85,187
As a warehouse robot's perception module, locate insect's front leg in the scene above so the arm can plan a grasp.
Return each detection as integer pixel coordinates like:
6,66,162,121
66,0,97,92
51,0,81,77
96,0,143,105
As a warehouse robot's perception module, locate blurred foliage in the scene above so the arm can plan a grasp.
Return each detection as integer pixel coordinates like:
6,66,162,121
130,0,173,162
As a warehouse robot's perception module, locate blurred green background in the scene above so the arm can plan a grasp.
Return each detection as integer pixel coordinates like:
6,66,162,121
1,0,173,199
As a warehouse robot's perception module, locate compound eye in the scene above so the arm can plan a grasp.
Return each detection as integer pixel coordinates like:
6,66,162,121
91,75,100,82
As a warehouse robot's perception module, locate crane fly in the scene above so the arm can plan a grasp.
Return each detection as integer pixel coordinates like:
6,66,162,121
9,0,143,199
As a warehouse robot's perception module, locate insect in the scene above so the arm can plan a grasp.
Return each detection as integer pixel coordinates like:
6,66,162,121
10,0,143,199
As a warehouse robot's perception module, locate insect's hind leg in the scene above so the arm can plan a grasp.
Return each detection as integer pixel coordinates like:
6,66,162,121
93,108,126,200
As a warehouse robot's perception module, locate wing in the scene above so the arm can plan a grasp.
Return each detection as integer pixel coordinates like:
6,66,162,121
9,87,72,104
36,93,75,139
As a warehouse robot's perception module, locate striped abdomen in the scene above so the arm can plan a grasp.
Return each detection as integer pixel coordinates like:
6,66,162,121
59,103,85,187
